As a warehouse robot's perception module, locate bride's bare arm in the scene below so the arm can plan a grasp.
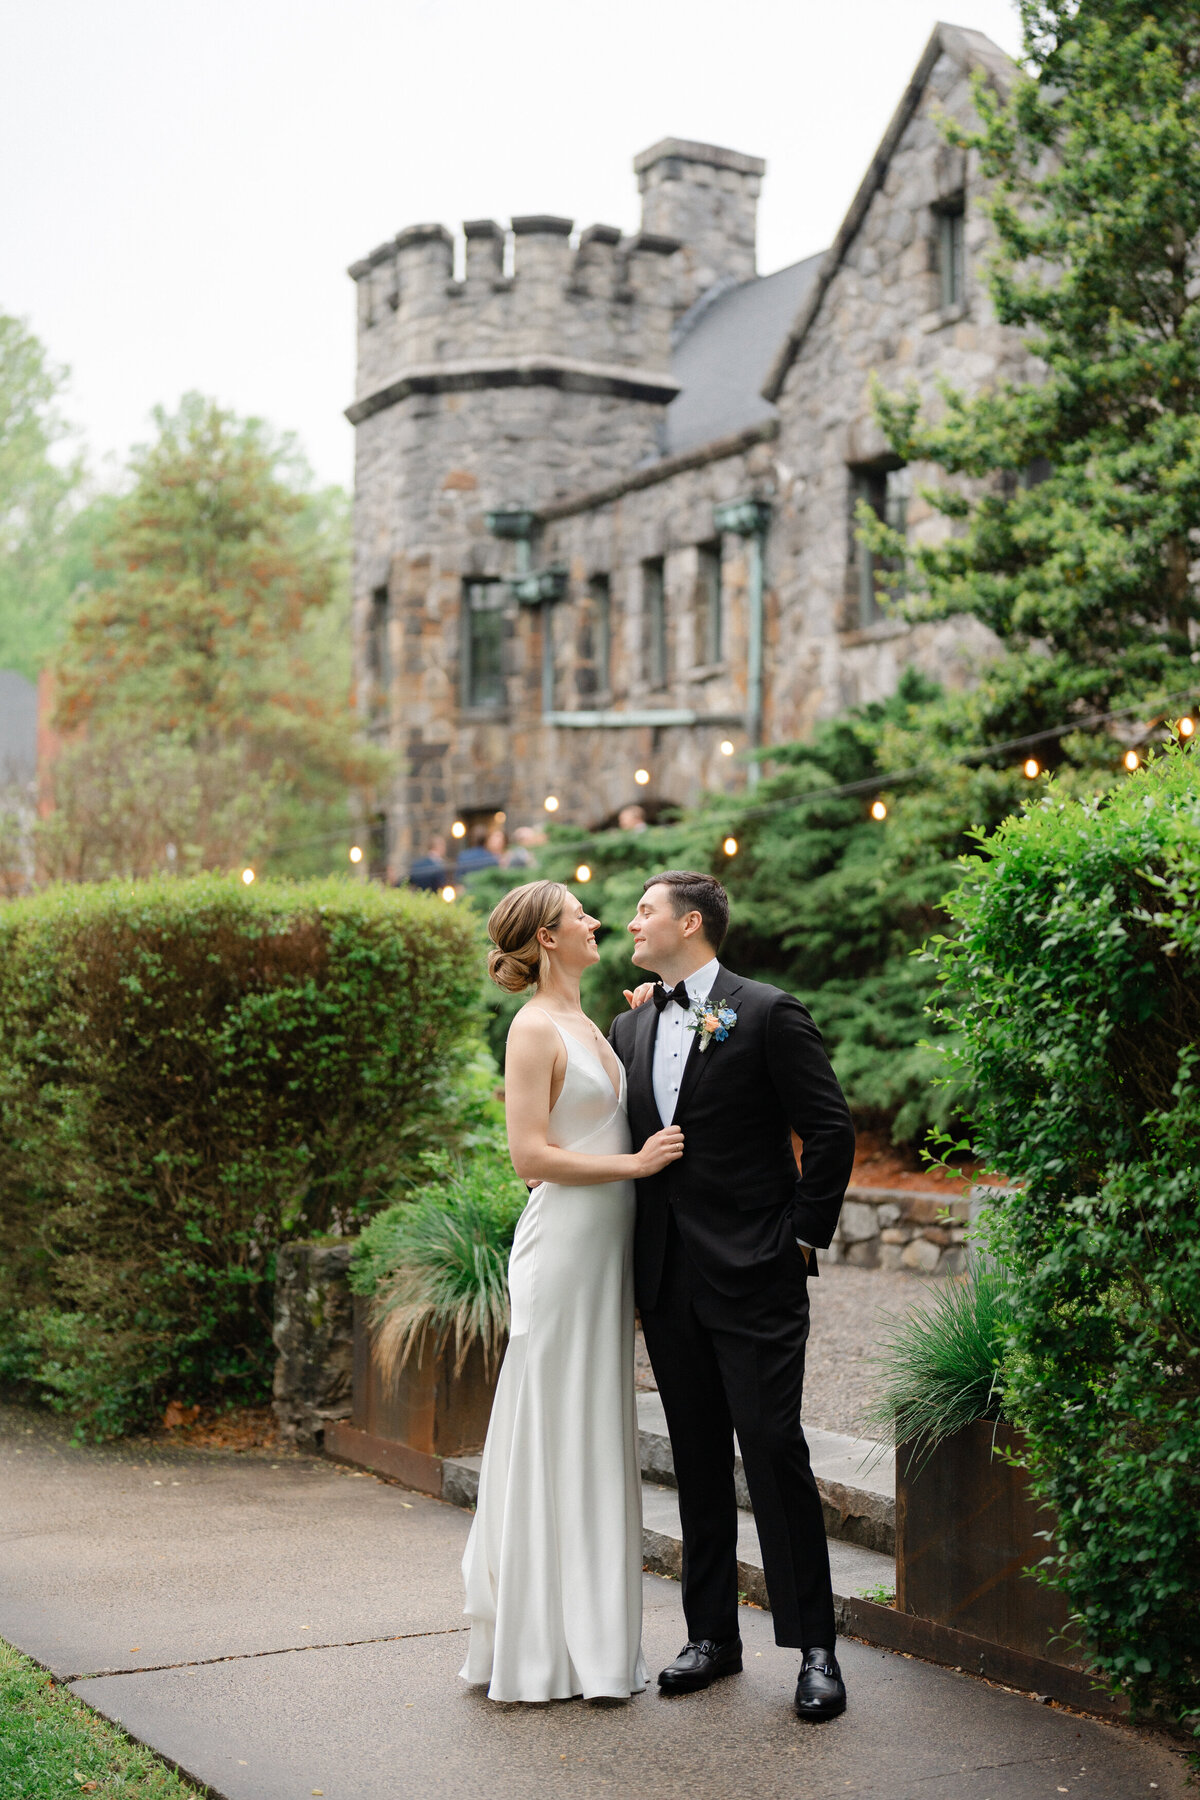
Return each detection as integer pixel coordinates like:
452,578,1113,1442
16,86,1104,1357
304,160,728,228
505,1009,684,1186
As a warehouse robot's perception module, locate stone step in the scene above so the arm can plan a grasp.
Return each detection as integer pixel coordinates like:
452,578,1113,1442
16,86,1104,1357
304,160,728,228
636,1391,895,1555
441,1395,895,1558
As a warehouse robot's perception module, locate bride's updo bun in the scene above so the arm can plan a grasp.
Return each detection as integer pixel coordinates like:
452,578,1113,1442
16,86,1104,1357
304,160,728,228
487,880,570,993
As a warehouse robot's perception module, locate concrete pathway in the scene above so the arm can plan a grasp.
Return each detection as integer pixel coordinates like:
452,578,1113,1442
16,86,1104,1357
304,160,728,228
0,1405,1186,1800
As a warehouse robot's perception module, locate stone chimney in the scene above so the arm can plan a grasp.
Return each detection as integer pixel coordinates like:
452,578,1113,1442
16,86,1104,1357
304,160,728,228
634,138,765,311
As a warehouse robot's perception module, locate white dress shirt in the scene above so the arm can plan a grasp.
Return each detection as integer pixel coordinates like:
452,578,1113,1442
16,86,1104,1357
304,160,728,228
651,957,720,1125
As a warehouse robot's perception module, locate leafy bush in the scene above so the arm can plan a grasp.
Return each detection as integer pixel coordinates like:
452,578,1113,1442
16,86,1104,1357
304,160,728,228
863,1268,1014,1467
0,874,485,1438
933,744,1200,1734
350,1134,526,1380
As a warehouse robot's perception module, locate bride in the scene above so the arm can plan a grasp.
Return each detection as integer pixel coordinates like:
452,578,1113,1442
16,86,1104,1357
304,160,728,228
460,880,684,1703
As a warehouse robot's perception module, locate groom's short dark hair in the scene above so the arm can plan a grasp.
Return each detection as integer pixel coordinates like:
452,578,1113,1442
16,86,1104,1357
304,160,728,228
643,870,729,954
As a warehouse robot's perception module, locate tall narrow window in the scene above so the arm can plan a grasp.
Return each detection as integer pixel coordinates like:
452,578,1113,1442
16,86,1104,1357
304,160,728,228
463,579,506,708
643,558,666,690
589,574,612,694
367,585,391,726
697,541,723,665
936,196,965,309
849,466,909,628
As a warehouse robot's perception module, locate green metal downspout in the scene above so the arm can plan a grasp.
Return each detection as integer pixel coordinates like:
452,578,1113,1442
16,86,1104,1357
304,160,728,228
713,497,772,789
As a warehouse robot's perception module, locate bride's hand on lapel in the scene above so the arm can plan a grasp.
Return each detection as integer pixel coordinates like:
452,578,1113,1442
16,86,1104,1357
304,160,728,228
622,982,657,1009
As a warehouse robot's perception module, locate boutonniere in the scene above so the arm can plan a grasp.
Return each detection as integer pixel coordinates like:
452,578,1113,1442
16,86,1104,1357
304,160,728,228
686,998,738,1053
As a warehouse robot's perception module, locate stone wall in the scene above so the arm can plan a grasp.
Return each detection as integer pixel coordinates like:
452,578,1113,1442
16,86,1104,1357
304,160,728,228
272,1242,355,1453
823,1186,970,1275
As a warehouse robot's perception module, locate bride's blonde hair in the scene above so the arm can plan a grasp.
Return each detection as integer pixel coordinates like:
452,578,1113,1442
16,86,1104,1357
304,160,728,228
487,880,570,993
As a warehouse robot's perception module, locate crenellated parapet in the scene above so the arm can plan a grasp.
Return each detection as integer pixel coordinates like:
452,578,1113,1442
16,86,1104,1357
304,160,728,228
348,212,683,413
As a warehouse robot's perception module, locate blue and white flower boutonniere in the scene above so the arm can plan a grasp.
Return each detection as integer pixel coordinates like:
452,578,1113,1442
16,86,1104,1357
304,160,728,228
686,998,738,1053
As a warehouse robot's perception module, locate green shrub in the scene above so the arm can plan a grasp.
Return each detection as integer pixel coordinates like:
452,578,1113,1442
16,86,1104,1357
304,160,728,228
350,1133,526,1379
0,874,485,1438
933,744,1200,1734
863,1267,1014,1467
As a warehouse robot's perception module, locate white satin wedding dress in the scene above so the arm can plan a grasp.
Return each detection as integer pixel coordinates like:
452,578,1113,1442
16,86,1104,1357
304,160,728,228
460,1017,647,1703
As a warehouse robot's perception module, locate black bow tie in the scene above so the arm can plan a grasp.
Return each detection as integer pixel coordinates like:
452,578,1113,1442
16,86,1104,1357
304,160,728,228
652,980,692,1012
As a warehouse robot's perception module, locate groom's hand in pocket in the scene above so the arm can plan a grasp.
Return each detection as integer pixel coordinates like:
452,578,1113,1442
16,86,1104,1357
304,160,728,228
622,982,657,1009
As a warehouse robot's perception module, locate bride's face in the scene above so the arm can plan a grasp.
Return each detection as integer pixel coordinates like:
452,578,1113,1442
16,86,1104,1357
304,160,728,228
542,893,601,973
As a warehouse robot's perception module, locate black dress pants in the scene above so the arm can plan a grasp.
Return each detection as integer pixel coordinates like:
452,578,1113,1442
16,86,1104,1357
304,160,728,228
639,1211,836,1651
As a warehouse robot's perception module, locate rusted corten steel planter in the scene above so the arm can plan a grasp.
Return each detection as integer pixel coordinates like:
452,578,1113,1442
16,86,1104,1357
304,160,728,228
324,1299,502,1496
882,1419,1121,1714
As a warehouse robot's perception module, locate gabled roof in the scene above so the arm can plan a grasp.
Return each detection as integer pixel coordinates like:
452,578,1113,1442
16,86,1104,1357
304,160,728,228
664,253,823,455
760,22,1015,404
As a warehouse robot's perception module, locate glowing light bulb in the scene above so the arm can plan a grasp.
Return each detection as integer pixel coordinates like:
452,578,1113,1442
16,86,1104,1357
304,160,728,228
241,868,255,885
634,768,650,786
870,799,888,821
348,845,363,864
1123,749,1139,772
723,836,738,857
719,740,735,756
1179,716,1195,739
494,810,507,822
451,820,466,839
575,864,592,882
441,885,456,903
1023,758,1040,780
544,795,559,813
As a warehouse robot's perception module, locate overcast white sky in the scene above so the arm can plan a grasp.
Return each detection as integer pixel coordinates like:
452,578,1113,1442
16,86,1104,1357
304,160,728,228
2,0,1022,491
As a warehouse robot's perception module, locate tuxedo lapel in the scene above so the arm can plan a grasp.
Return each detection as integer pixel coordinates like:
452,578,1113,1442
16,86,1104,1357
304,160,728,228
675,964,744,1119
631,992,664,1130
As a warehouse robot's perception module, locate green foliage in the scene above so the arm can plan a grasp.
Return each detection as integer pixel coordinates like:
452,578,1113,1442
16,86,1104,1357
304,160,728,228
933,743,1200,1732
0,874,485,1438
0,1635,202,1800
863,1268,1014,1466
869,1,1200,743
0,312,85,681
50,395,385,878
350,1134,526,1378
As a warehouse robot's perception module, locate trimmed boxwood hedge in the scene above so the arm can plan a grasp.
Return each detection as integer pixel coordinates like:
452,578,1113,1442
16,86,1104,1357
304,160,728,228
933,744,1200,1736
0,874,484,1438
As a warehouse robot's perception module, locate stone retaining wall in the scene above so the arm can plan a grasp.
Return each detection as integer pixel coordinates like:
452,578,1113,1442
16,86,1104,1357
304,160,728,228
822,1186,970,1275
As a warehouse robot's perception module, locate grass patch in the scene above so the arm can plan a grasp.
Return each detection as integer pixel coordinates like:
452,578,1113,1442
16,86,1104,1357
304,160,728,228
0,1638,201,1800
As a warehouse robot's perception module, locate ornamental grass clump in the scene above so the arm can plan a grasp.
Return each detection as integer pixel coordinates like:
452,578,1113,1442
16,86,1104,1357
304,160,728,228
864,1267,1014,1469
351,1136,527,1381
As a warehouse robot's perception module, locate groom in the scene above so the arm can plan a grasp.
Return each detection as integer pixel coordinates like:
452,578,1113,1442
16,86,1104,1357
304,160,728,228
608,870,855,1721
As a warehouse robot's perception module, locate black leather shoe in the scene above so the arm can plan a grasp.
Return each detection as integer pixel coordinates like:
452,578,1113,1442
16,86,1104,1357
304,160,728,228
794,1646,846,1720
658,1636,743,1694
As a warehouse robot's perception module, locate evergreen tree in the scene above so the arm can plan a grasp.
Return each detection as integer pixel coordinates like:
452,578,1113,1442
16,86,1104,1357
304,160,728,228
871,0,1200,751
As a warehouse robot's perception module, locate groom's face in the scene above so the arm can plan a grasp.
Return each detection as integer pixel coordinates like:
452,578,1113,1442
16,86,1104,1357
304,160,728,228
628,883,690,971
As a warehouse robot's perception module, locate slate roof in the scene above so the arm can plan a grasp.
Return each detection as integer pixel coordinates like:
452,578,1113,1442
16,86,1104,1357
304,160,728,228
0,670,37,784
663,252,824,456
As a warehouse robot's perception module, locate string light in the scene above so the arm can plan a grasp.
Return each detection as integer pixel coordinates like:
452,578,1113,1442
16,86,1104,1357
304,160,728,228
440,885,456,903
1179,717,1195,738
544,795,559,813
1123,749,1140,772
494,810,507,822
575,864,592,882
723,837,738,857
634,768,650,786
348,845,363,864
870,799,888,821
720,740,735,756
1023,758,1040,779
451,820,466,839
241,868,255,885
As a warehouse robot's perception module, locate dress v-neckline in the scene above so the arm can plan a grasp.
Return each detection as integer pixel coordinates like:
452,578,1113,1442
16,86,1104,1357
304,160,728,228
542,1012,623,1106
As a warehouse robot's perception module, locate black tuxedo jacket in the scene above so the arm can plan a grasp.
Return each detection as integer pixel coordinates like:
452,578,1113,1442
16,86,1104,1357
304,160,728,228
608,965,855,1311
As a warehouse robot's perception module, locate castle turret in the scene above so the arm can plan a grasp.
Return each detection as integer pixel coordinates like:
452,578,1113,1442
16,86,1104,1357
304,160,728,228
635,138,765,310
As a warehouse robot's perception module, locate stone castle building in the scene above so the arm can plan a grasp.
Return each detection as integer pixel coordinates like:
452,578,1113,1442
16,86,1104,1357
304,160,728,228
348,22,1029,876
